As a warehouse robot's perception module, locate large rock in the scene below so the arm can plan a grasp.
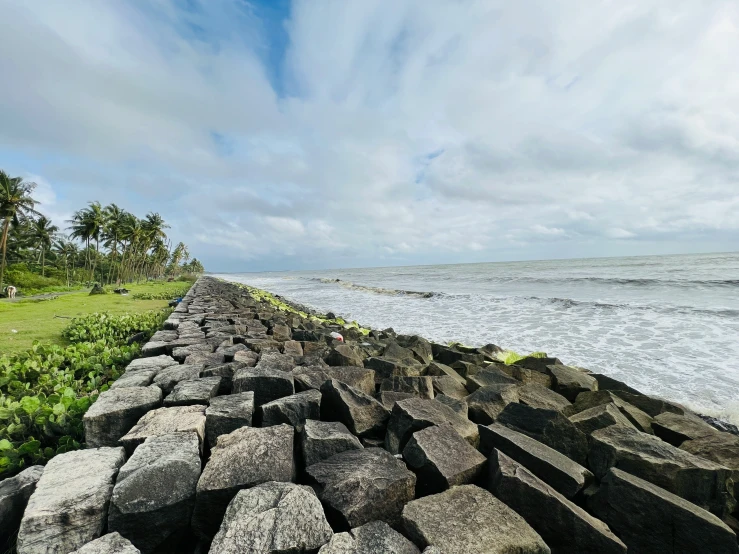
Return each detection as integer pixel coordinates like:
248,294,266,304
209,482,333,554
478,423,593,498
152,364,204,394
465,385,519,424
385,397,478,454
119,405,206,454
124,354,178,373
403,423,486,496
293,366,375,396
0,465,44,539
300,419,363,467
589,468,739,554
425,361,465,385
232,367,295,406
319,520,420,554
205,392,254,448
320,379,389,437
652,412,720,446
16,447,126,554
261,389,321,428
613,390,684,418
488,450,626,554
380,376,434,399
70,533,140,554
429,375,468,399
518,384,571,412
546,365,597,401
589,424,736,516
328,344,366,367
192,424,295,538
568,403,635,435
306,448,416,529
108,432,201,552
566,390,654,433
256,351,297,372
401,485,550,554
681,432,739,499
164,376,221,406
466,367,519,392
365,357,423,379
83,386,162,447
109,370,158,389
434,394,468,417
497,403,588,465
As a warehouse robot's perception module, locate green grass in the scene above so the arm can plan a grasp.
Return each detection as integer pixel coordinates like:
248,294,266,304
0,281,186,354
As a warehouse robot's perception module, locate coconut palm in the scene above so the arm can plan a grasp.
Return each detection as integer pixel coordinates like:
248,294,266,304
102,203,128,284
32,216,59,277
0,171,40,292
53,237,78,287
68,202,105,281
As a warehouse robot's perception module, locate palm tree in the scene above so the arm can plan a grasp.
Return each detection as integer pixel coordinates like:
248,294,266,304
0,171,40,292
32,216,59,277
68,202,105,282
102,204,128,284
53,237,77,287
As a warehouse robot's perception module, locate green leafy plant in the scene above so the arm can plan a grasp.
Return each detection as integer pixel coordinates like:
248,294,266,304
498,350,548,365
132,287,190,300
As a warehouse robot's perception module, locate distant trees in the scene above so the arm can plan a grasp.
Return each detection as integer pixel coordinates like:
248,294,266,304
1,171,41,292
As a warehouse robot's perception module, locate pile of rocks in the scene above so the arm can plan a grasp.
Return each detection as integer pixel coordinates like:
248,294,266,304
2,276,738,553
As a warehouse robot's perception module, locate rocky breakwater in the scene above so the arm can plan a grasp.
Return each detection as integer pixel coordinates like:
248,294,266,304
2,275,738,553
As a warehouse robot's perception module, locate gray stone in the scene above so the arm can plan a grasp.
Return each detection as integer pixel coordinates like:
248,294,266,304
613,390,684,418
425,361,465,384
499,364,553,388
518,384,571,412
465,385,520,424
401,485,550,554
365,356,424,379
120,405,206,454
380,391,416,409
209,481,332,554
566,390,654,433
488,450,626,554
293,366,376,396
124,354,178,373
328,344,366,367
380,376,434,399
589,424,736,516
172,343,212,363
653,412,721,446
320,379,390,437
497,403,588,465
546,365,597,401
200,361,242,393
385,397,479,454
590,373,642,395
152,364,204,394
433,394,468,417
256,352,297,372
306,448,416,529
232,366,295,406
70,533,140,554
233,349,259,365
0,465,43,538
141,341,168,357
205,392,254,448
193,424,295,538
681,433,739,499
164,376,221,406
261,389,321,428
283,340,303,357
108,433,201,552
109,370,157,389
403,423,486,496
589,468,739,554
568,403,636,435
429,375,469,399
478,423,593,498
466,367,519,392
300,419,363,467
319,520,420,554
185,351,226,366
83,386,163,448
17,448,126,554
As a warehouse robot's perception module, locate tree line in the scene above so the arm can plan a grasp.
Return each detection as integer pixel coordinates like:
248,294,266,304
1,170,204,293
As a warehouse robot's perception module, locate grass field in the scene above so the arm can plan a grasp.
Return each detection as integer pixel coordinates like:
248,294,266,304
0,281,188,354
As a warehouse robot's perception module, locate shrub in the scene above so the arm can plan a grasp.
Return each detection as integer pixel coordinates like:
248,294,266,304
132,287,190,300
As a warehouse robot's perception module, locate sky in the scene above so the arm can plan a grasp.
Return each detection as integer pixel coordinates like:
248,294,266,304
1,0,738,272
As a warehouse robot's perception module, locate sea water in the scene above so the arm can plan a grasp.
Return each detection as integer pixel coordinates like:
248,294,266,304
217,252,739,424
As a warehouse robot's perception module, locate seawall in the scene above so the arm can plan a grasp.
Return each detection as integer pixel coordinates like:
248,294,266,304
1,276,738,553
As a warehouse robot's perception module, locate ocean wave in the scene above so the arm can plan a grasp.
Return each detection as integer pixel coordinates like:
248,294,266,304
308,277,437,298
523,296,739,318
493,276,739,288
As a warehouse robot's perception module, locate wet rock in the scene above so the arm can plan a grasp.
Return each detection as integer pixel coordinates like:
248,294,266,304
568,403,636,435
300,419,364,468
120,405,206,454
465,385,520,424
589,468,739,554
205,392,254,448
401,485,550,554
513,356,562,373
192,424,294,538
385,397,479,454
497,403,588,465
653,412,720,446
613,390,684,418
425,361,465,384
0,465,44,540
261,389,321,428
319,520,420,554
320,379,390,437
546,365,597,401
466,367,519,392
432,345,485,367
306,448,415,529
232,367,295,406
70,533,140,554
589,424,735,516
488,450,626,554
380,376,434,399
328,344,366,367
293,366,376,396
108,433,201,552
83,386,163,448
17,447,126,554
152,364,204,394
209,482,332,554
478,423,593,498
566,390,654,433
518,384,571,412
164,376,221,406
590,373,642,395
431,394,467,417
403,423,486,496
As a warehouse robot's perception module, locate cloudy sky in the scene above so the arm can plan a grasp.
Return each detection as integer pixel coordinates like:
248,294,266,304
1,0,737,271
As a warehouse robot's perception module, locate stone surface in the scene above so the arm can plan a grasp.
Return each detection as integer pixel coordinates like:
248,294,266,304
108,432,201,553
70,533,140,554
518,384,571,412
164,376,221,406
385,397,478,454
478,423,593,498
681,432,739,499
192,424,295,538
300,419,364,467
431,394,468,417
365,356,424,379
488,450,626,554
0,465,44,539
319,520,420,554
613,390,684,418
466,367,519,392
209,482,333,554
589,424,735,516
293,366,376,396
261,389,321,428
652,412,720,446
120,405,206,454
403,423,486,496
401,485,550,554
124,354,178,373
232,366,295,406
328,344,366,367
566,390,654,433
589,468,739,554
256,351,297,372
17,447,126,554
425,361,465,384
465,385,519,424
320,379,390,437
429,375,468,399
205,392,254,448
306,448,416,529
568,403,636,435
380,391,415,409
109,369,157,389
152,364,204,394
547,365,597,401
380,376,434,399
83,385,162,448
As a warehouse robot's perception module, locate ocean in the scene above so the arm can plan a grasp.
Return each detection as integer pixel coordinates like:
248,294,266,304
216,252,739,424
